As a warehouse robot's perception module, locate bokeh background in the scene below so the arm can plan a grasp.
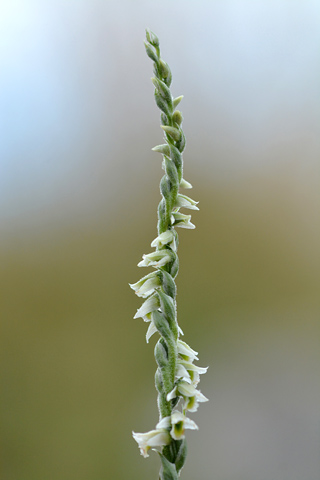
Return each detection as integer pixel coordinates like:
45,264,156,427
1,1,319,479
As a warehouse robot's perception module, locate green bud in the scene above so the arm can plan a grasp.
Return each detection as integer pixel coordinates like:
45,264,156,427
152,144,171,156
159,59,170,78
173,95,184,108
172,110,183,126
159,60,172,86
161,125,181,142
151,77,172,107
146,28,160,47
155,91,172,117
176,130,186,152
144,41,159,63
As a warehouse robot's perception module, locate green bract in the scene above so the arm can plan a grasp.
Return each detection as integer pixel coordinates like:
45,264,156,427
130,29,208,480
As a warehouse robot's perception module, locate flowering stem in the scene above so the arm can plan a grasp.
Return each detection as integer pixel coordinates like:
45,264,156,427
131,29,208,480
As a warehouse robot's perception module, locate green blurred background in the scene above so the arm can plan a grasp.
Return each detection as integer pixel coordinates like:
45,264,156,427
1,1,319,479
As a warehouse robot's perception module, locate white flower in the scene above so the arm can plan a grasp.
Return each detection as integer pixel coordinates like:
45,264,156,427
151,230,176,251
177,340,199,361
170,411,198,440
182,391,208,413
138,250,172,268
166,380,208,413
132,428,170,458
156,411,198,441
175,194,199,211
175,359,208,385
134,295,160,319
171,212,195,229
129,272,161,298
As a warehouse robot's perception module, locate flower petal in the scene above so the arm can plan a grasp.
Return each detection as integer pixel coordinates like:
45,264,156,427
177,340,199,361
134,295,160,319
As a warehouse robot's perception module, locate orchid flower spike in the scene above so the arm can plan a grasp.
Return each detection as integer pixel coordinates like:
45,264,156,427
131,29,208,480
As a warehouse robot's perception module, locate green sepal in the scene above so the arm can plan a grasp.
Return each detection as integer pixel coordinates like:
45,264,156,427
174,439,187,474
158,453,178,480
157,290,177,338
161,125,181,142
160,270,176,298
144,42,159,63
154,339,168,369
164,156,179,189
155,369,171,418
169,145,183,181
160,175,172,202
152,310,175,347
145,28,160,47
169,253,179,279
173,95,183,109
158,199,168,234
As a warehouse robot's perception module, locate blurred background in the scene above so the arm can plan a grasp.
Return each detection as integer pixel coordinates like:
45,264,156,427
1,1,319,479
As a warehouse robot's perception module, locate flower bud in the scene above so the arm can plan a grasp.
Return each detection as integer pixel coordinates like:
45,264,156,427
145,29,160,47
161,125,181,142
144,42,158,63
152,144,171,156
173,95,184,108
172,110,183,126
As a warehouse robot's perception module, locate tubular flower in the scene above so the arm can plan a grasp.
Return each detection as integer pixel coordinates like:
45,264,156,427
130,29,208,479
132,428,171,458
138,250,172,268
129,272,161,298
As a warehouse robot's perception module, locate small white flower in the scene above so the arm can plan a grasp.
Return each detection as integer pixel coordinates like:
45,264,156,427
132,428,170,458
183,390,209,412
171,212,195,229
151,230,175,250
166,380,208,412
129,272,161,298
177,340,199,361
175,194,199,211
138,250,172,268
170,411,198,440
175,363,192,384
175,360,208,385
134,295,160,319
177,382,209,413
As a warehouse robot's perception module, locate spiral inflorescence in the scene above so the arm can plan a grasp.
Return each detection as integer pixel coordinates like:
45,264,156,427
130,29,208,480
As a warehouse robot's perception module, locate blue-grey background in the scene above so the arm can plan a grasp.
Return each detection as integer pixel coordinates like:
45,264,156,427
1,1,319,479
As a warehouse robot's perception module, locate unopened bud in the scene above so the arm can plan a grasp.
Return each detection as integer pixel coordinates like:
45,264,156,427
161,125,181,142
145,29,160,47
172,110,183,125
